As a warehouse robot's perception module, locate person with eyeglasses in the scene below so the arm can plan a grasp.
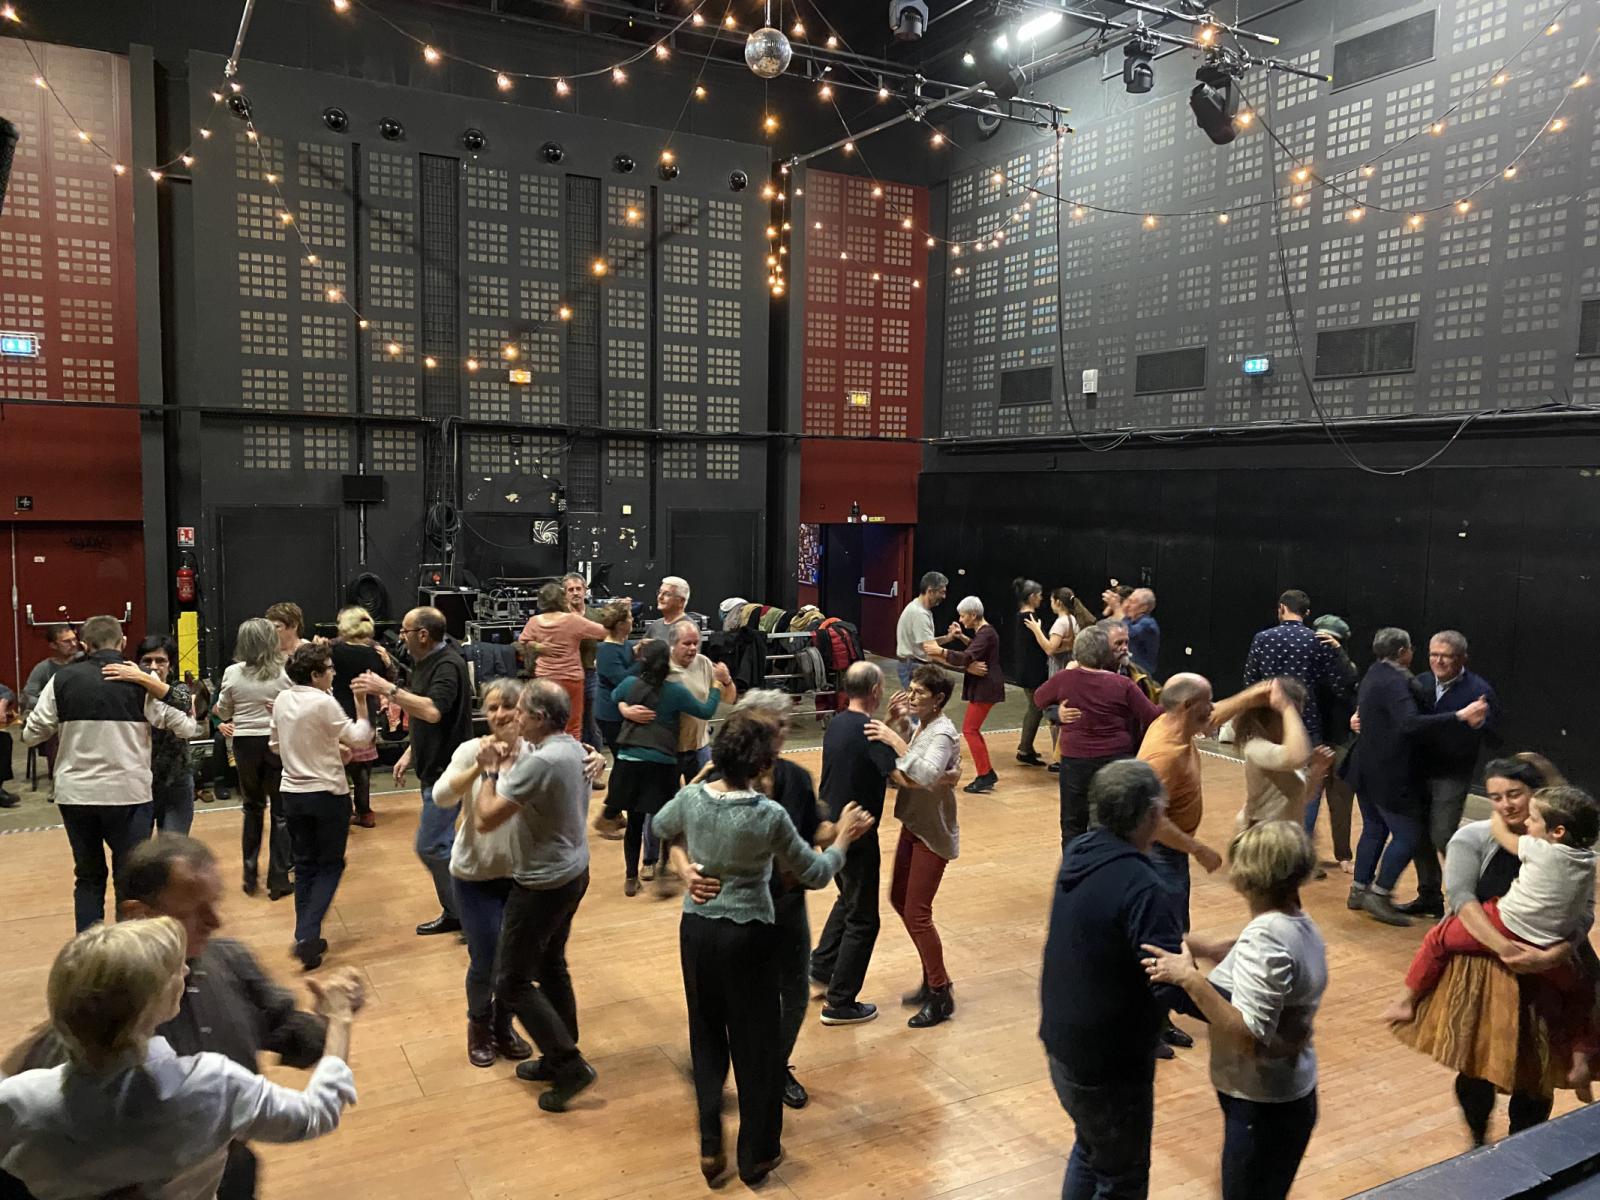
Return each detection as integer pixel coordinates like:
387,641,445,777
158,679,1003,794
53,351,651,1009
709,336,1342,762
354,607,472,937
103,635,197,835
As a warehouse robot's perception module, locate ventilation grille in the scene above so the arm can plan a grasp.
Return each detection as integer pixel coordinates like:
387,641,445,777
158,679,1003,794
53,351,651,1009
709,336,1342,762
1581,299,1600,357
1333,11,1436,91
1134,347,1207,395
1314,322,1417,378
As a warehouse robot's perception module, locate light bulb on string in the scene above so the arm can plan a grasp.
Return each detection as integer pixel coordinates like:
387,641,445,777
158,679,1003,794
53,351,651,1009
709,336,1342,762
358,319,370,330
1549,117,1568,132
691,12,704,25
819,83,833,100
764,113,779,133
1504,164,1518,179
496,72,513,91
655,43,670,60
148,169,163,181
1492,71,1510,86
422,45,441,65
424,356,438,369
724,12,736,28
465,358,479,371
385,341,402,356
112,163,127,175
792,19,806,37
33,75,47,89
1217,212,1230,224
181,154,195,167
327,287,343,302
331,0,349,11
826,35,838,49
199,128,213,139
1456,199,1472,213
878,85,890,101
1,4,19,20
558,305,573,320
694,85,707,99
502,344,519,360
612,67,627,84
555,78,570,96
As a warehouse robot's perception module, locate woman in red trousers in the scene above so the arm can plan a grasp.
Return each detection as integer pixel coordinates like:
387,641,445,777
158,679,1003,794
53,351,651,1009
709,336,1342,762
867,665,962,1028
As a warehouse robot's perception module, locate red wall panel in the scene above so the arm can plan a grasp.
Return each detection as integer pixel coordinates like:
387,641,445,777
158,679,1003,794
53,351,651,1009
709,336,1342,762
0,42,142,522
797,169,928,525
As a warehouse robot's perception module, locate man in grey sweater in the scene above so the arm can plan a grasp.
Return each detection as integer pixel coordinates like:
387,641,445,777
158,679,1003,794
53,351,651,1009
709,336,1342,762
473,679,596,1113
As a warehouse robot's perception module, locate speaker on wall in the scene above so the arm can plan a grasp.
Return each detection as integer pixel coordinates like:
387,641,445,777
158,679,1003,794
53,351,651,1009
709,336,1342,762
342,474,386,504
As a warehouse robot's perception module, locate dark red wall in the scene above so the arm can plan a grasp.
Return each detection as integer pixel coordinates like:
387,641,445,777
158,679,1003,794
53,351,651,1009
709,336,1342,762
797,169,928,527
0,42,142,522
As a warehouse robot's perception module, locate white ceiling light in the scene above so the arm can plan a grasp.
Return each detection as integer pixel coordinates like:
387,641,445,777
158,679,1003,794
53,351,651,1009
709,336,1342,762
993,31,1009,50
1016,11,1064,40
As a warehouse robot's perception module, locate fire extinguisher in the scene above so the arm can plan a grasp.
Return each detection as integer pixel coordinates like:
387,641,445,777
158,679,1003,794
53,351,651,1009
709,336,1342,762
175,551,197,607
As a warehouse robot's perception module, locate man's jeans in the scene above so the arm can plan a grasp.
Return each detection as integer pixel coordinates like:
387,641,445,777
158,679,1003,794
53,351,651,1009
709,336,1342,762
60,802,154,932
1147,841,1192,931
1048,1055,1154,1200
415,783,460,919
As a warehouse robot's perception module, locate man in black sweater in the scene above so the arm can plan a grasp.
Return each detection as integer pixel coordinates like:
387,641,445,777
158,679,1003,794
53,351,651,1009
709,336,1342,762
1039,758,1186,1200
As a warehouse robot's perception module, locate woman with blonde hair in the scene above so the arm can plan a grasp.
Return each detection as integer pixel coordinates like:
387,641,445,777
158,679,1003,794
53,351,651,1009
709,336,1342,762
0,917,358,1200
1142,821,1328,1200
330,605,395,829
215,617,292,899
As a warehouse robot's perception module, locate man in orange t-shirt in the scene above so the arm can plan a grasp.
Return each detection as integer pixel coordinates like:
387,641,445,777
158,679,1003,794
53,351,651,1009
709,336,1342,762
1137,674,1273,1055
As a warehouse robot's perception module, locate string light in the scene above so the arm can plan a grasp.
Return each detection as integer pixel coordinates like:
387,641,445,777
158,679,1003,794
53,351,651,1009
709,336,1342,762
655,42,670,60
1142,214,1157,228
1429,120,1445,134
1217,212,1230,224
358,319,370,330
1,3,19,19
791,19,806,36
385,341,402,356
878,85,890,101
591,258,609,276
612,66,627,84
180,154,195,167
32,74,47,89
496,72,512,91
819,83,834,100
327,288,344,302
694,85,707,99
1546,21,1561,34
930,131,944,147
842,140,854,154
424,356,438,369
147,169,162,181
1549,116,1568,132
555,78,570,96
1291,166,1310,183
1407,214,1424,230
1575,73,1592,87
764,113,779,133
1456,199,1472,213
660,148,676,165
691,12,704,25
199,128,213,139
1346,206,1365,221
465,358,479,372
1493,71,1510,86
826,35,838,49
422,44,441,64
502,344,519,360
558,305,573,320
331,0,349,10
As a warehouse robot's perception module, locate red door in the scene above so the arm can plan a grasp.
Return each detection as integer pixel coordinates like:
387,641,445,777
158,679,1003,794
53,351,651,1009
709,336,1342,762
3,523,145,693
858,524,913,658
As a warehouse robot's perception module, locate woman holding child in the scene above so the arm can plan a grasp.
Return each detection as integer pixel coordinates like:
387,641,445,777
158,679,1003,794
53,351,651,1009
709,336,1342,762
1388,754,1600,1146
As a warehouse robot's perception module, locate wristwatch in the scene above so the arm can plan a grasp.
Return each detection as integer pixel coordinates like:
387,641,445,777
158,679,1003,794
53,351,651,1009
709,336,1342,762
387,683,400,700
484,771,499,782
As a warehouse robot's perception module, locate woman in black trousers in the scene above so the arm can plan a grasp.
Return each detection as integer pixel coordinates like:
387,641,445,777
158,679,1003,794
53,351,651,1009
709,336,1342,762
215,617,292,899
656,714,873,1186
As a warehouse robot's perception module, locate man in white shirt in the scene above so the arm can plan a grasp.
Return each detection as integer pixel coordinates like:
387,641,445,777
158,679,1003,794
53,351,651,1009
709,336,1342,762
22,615,200,931
894,572,958,689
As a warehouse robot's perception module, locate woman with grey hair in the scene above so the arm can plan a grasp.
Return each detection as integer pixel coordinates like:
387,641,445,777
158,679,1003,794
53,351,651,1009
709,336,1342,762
215,617,293,900
1142,820,1328,1200
1033,626,1163,849
926,596,1003,794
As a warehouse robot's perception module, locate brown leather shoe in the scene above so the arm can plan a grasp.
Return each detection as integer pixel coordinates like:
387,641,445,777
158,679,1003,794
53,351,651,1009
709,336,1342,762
493,1003,532,1061
467,1018,496,1068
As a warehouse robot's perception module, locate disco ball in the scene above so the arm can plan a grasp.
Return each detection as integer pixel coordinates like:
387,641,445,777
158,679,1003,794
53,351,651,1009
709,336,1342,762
745,26,793,79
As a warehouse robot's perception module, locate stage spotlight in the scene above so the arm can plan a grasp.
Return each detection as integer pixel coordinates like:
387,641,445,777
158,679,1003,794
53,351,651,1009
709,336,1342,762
889,0,929,41
1123,34,1156,94
1190,61,1242,145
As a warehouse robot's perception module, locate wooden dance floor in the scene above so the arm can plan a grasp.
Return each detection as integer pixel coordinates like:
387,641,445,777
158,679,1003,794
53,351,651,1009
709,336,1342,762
0,736,1582,1199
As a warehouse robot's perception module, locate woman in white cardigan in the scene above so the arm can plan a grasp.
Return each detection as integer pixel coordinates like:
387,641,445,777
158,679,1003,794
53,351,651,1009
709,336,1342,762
0,917,358,1200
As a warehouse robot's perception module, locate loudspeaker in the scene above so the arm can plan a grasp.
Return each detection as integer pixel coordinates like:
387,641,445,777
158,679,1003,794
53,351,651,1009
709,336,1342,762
418,587,479,639
342,474,385,504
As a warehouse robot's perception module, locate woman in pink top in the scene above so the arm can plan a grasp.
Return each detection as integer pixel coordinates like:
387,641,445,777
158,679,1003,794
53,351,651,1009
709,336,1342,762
1033,625,1162,851
518,582,607,738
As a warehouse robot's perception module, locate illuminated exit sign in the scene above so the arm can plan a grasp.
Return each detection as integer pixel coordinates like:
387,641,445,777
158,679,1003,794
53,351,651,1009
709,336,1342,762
846,389,871,407
0,332,40,358
1241,355,1273,377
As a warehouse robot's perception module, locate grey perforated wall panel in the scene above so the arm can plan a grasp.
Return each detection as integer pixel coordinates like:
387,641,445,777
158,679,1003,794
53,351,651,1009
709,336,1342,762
935,0,1599,438
187,52,771,602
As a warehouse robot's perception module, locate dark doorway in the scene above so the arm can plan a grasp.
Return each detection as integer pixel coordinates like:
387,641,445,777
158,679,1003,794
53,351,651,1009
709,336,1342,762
819,523,912,657
667,509,760,619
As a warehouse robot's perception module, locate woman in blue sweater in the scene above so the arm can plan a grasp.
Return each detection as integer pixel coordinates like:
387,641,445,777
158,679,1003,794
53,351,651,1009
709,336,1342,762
607,639,725,894
656,712,873,1187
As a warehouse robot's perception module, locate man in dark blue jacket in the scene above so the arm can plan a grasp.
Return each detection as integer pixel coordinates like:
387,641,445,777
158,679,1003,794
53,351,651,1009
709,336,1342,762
1040,759,1186,1199
1345,627,1487,927
1396,630,1500,918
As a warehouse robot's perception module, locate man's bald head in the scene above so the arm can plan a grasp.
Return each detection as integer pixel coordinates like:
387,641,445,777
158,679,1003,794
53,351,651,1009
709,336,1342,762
1160,673,1212,711
843,660,883,700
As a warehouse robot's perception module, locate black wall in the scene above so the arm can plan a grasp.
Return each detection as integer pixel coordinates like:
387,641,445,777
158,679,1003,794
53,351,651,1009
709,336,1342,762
917,432,1600,784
